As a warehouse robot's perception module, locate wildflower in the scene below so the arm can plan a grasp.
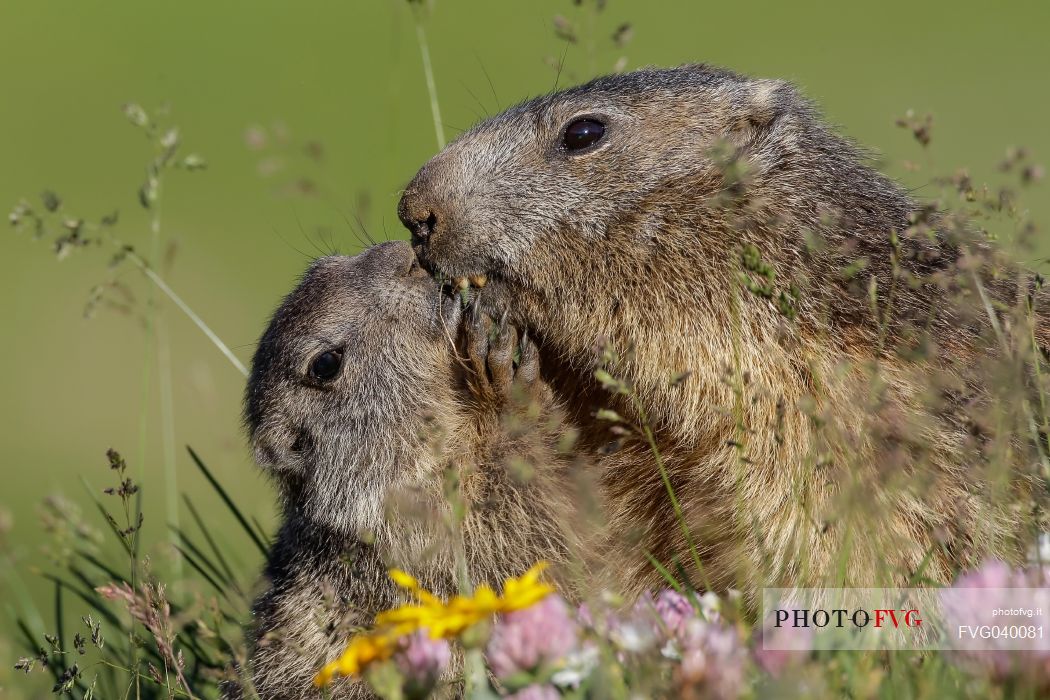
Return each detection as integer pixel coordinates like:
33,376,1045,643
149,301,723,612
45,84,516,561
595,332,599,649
675,619,748,700
548,643,599,690
377,562,554,639
952,559,1016,590
654,589,693,636
753,622,813,677
393,630,451,698
506,684,560,700
316,562,554,687
96,581,192,696
576,602,595,629
486,594,578,678
752,590,812,677
610,589,715,653
696,591,723,623
610,607,660,653
314,631,399,687
941,560,1050,687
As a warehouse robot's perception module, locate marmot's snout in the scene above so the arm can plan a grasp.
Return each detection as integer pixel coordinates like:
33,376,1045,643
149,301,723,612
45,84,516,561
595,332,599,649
398,156,472,273
398,185,438,247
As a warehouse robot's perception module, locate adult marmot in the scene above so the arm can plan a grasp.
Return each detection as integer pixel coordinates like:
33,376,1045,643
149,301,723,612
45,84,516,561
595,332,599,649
399,64,1044,592
239,241,594,698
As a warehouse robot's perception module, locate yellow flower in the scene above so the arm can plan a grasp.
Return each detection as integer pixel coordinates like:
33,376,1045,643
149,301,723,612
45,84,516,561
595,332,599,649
500,561,556,611
314,562,554,687
376,561,554,639
313,630,398,687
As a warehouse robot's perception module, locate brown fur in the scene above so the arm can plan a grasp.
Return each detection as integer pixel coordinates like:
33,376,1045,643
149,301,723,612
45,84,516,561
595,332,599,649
400,64,1044,594
237,242,598,698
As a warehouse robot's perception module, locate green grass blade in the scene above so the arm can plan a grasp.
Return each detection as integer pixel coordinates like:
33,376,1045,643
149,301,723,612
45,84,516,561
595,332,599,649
250,515,271,549
172,543,228,599
172,525,232,589
15,617,43,656
43,573,122,630
2,563,47,641
54,579,65,663
183,495,237,584
643,551,683,592
75,550,126,584
186,446,269,559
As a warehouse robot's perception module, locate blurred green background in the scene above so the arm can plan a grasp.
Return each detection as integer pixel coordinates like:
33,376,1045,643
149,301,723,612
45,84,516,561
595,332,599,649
0,0,1048,693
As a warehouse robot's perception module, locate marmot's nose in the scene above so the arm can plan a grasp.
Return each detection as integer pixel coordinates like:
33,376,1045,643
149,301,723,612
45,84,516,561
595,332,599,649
397,189,439,245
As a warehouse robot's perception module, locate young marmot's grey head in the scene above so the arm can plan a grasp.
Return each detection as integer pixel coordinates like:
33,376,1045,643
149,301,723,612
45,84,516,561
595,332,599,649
245,241,463,534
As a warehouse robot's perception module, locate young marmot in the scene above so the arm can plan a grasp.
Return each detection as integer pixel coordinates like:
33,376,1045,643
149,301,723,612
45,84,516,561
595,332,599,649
239,241,595,698
399,64,1044,592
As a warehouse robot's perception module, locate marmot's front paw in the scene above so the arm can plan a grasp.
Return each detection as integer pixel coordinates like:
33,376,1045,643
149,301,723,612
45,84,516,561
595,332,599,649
463,307,541,408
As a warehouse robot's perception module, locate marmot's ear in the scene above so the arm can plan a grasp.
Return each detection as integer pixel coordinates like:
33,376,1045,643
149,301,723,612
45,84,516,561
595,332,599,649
724,78,801,171
728,78,792,136
748,79,791,127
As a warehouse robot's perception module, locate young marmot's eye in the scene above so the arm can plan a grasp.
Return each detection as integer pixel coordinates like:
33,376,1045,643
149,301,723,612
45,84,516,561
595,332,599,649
562,118,606,152
309,350,343,381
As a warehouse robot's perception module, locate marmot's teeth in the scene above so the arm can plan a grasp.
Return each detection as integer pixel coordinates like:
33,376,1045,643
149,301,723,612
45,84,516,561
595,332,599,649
470,274,488,288
453,276,470,290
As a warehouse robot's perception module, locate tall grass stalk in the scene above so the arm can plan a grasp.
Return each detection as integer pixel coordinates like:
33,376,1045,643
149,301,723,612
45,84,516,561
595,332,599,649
595,358,713,593
157,318,181,579
972,268,1050,482
632,400,713,593
124,246,249,377
141,137,184,579
410,2,445,150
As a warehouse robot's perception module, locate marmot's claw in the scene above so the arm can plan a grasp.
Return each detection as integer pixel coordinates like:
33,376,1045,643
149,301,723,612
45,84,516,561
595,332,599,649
462,312,528,406
487,322,518,396
465,312,494,384
517,332,540,385
465,293,483,322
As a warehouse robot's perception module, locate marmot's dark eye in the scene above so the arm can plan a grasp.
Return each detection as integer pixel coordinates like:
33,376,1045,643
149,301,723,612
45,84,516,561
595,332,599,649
309,350,343,381
562,118,606,151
